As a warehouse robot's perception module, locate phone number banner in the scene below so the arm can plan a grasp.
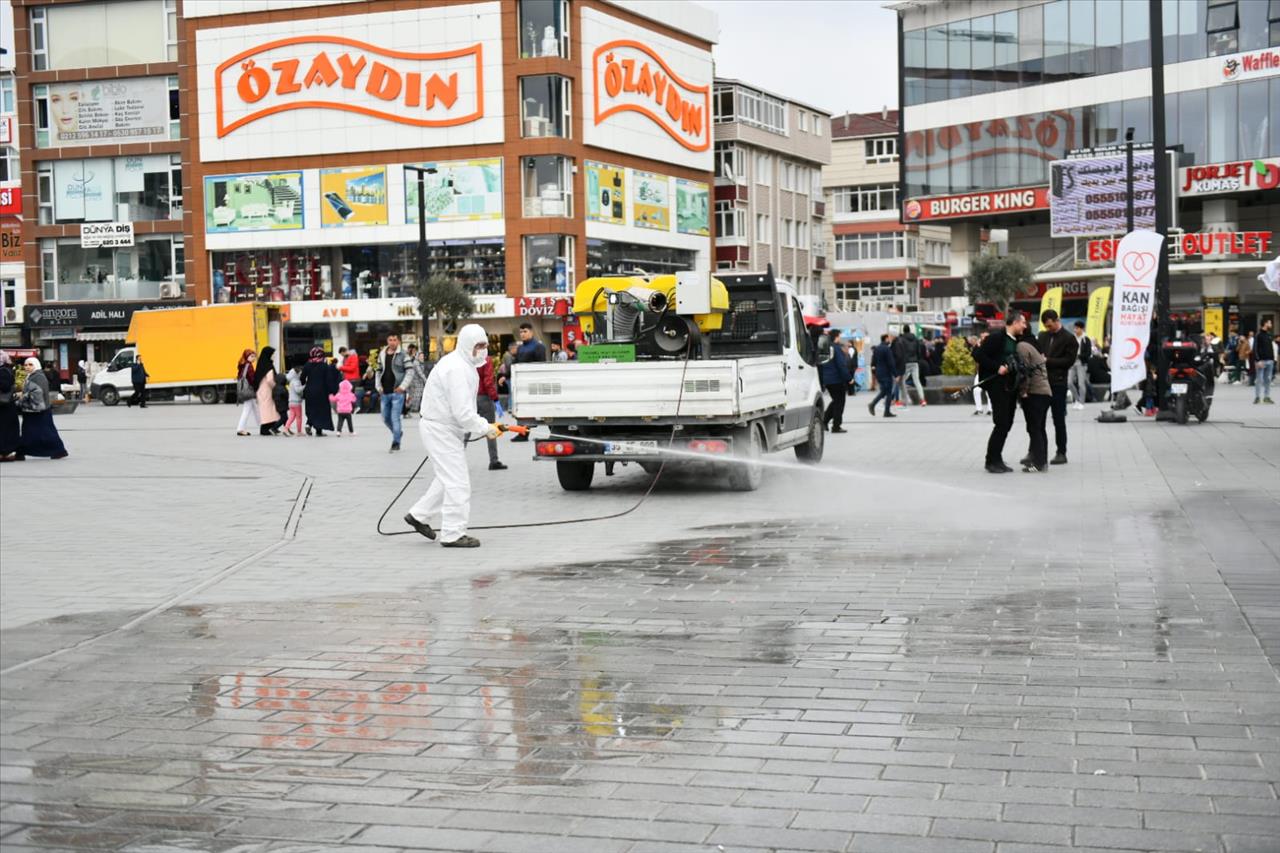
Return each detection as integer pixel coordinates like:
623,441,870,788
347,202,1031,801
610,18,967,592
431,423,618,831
1050,153,1155,238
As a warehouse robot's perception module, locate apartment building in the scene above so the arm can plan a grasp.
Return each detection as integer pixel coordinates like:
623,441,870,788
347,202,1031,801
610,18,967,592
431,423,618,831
712,79,830,299
822,109,952,312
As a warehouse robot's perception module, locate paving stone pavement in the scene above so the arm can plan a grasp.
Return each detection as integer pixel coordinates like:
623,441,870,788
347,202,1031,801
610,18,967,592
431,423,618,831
1,387,1278,852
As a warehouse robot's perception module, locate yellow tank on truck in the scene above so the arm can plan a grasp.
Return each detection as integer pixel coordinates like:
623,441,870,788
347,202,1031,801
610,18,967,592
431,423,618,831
125,303,265,386
573,274,729,334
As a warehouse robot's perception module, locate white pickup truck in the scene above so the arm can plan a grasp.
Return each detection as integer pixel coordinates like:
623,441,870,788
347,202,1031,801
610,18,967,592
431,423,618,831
511,271,828,491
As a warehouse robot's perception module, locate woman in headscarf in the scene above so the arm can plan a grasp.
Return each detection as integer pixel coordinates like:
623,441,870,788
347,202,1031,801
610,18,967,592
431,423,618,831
253,346,281,436
17,357,68,459
0,351,21,461
300,346,338,436
235,348,257,436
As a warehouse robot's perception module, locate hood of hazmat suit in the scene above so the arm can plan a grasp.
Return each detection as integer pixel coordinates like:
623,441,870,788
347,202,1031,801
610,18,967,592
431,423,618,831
419,324,493,436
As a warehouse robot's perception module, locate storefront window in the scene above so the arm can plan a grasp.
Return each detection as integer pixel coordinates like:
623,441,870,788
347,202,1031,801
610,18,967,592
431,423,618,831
520,75,571,138
1068,0,1095,77
585,239,697,278
1122,0,1151,70
518,0,568,59
524,235,573,294
43,154,181,223
35,0,171,70
948,21,971,100
1179,0,1207,63
42,235,179,301
1123,98,1151,145
1018,4,1044,86
1097,0,1124,75
904,28,927,106
1208,84,1238,163
213,240,506,303
1206,0,1239,56
1043,1,1070,81
1179,89,1208,165
925,25,948,104
970,16,995,96
522,156,573,218
993,11,1018,91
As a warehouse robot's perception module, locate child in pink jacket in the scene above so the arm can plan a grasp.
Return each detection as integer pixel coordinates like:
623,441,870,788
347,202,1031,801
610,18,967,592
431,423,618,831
330,379,357,435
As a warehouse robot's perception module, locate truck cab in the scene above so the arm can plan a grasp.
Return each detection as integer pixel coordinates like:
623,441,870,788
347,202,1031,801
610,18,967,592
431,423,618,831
90,347,139,406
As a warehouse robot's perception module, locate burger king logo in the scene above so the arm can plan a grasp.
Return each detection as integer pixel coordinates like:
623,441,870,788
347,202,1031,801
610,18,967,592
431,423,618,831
904,199,922,220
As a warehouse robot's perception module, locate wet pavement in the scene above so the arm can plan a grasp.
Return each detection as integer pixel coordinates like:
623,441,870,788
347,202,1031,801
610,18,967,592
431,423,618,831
2,388,1278,852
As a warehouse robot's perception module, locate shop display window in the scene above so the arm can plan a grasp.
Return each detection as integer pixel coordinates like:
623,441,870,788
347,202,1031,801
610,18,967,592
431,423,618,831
585,239,696,279
41,235,180,301
522,156,573,218
520,75,571,139
213,240,507,304
519,0,568,59
33,0,171,71
37,154,181,223
525,235,574,294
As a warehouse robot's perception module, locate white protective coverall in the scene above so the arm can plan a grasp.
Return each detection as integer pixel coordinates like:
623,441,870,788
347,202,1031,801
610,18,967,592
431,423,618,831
408,325,496,542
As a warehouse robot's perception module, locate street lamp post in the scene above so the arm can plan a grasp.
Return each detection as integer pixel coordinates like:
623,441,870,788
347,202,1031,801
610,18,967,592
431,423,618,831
404,165,432,354
1148,1,1173,418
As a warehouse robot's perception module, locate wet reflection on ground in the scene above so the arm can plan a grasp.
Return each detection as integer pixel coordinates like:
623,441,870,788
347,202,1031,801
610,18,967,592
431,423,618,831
2,519,1276,851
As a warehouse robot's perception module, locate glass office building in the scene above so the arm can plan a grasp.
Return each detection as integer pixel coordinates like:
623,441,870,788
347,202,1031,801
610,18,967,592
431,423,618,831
894,0,1280,330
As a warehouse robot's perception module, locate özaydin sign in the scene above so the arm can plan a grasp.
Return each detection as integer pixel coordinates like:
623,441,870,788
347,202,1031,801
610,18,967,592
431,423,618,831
1109,231,1165,393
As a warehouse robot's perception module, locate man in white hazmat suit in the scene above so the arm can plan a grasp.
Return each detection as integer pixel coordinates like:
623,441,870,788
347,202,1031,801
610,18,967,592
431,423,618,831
404,324,501,548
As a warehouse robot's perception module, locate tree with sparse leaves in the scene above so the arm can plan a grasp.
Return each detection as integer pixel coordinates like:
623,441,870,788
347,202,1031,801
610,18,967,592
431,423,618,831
966,253,1034,312
413,273,474,361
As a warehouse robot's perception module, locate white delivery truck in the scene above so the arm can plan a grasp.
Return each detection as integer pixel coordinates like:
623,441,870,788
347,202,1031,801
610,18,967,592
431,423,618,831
511,269,830,492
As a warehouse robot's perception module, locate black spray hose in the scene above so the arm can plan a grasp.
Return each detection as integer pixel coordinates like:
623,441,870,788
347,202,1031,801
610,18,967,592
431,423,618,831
377,338,694,537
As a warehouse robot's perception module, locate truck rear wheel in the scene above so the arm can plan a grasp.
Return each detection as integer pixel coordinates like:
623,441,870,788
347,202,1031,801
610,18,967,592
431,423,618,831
99,386,120,407
794,406,825,463
556,461,595,491
728,425,763,491
198,387,219,405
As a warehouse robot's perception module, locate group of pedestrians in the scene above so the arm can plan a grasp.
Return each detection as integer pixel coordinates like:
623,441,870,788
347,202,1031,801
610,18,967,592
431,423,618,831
1227,321,1275,404
977,309,1076,474
863,328,928,418
0,353,69,462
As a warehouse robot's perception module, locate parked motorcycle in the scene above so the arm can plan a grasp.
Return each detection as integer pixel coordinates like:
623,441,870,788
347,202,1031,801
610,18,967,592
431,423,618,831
1162,339,1215,424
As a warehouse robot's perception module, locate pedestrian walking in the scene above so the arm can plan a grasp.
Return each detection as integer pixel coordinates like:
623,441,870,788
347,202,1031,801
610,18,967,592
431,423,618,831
893,327,926,406
284,360,304,435
1253,319,1275,404
301,346,339,437
403,344,427,414
550,341,569,362
510,323,545,441
1233,332,1251,384
330,378,357,434
867,333,897,418
477,352,506,470
1016,334,1052,472
1035,309,1077,465
16,358,68,459
1069,321,1092,409
975,311,1025,474
820,329,852,433
75,358,88,401
403,324,503,548
253,346,282,435
0,352,21,462
376,334,407,452
126,356,150,408
969,334,991,416
235,349,258,436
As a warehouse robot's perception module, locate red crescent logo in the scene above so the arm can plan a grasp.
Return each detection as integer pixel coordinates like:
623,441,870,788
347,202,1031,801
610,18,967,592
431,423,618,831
1123,337,1141,359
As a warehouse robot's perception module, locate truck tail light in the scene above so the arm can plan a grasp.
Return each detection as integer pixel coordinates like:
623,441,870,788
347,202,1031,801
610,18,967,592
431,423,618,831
536,441,575,456
689,439,729,454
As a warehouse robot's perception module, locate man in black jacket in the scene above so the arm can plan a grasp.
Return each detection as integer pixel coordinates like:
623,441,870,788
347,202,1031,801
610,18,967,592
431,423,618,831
974,311,1026,473
126,357,150,408
1254,318,1274,404
1036,310,1078,464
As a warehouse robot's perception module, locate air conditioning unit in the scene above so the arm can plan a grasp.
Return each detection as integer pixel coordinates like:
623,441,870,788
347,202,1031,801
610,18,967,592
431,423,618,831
160,283,181,299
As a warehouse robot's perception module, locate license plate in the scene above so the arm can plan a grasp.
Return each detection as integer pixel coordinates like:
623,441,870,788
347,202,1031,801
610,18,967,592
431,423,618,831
604,440,658,455
1170,383,1188,394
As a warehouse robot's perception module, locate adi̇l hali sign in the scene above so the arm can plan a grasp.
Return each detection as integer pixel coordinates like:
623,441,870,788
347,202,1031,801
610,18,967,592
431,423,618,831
1109,230,1165,393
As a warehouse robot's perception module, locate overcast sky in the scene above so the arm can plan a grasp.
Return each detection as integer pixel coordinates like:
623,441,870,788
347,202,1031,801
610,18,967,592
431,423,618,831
703,0,899,117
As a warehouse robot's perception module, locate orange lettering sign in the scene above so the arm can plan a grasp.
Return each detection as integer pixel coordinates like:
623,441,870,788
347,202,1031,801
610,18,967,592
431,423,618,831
592,40,710,152
214,36,484,138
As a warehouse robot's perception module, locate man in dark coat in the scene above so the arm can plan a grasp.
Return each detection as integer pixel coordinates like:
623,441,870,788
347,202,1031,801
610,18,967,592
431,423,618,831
1035,310,1078,465
975,312,1026,473
820,330,853,432
867,333,897,418
126,357,149,408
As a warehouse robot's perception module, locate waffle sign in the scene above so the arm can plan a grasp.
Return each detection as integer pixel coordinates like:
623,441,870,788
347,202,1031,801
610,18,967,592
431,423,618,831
214,36,484,138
